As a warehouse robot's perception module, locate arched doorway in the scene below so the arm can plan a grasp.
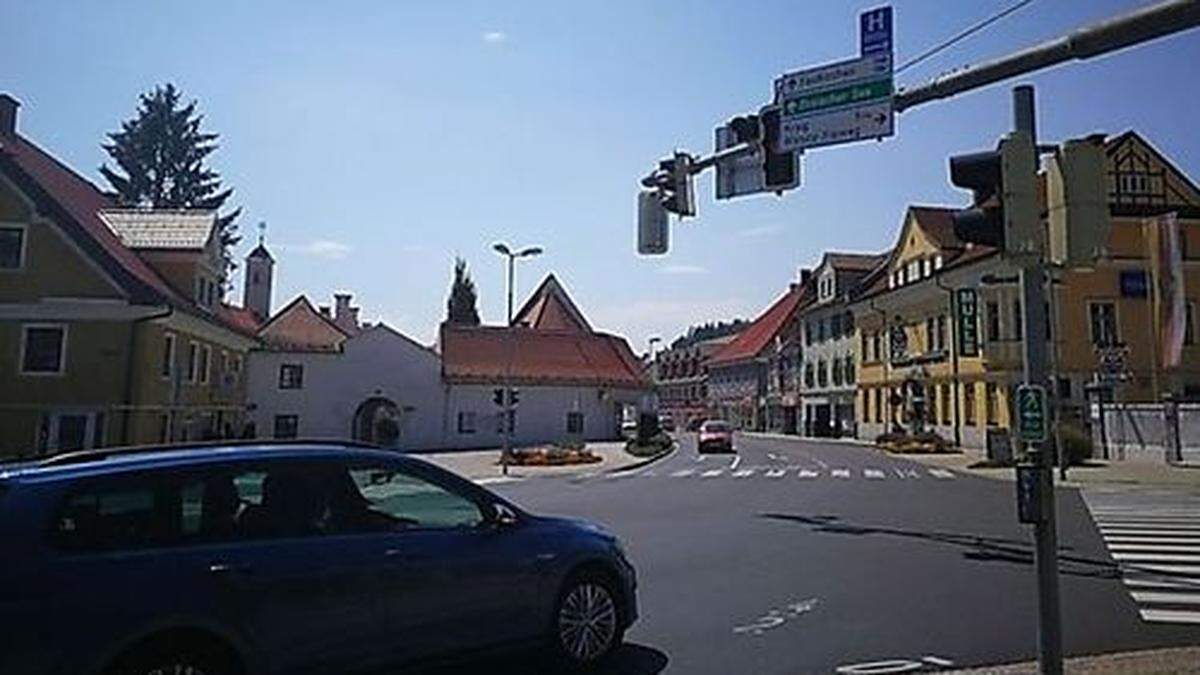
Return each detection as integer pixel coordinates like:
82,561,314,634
352,396,402,447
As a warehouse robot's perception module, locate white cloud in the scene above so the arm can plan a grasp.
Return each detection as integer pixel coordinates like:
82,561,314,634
482,31,507,44
659,263,707,275
739,223,783,238
281,239,353,260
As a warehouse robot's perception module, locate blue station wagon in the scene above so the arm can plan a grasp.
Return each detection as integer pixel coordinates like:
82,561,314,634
0,442,638,675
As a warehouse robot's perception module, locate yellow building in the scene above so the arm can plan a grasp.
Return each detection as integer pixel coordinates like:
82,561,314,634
851,131,1200,450
0,94,261,458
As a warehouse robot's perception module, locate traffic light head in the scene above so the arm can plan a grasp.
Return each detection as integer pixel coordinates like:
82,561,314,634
729,115,761,144
658,152,695,216
947,131,1037,253
759,107,799,193
493,388,504,407
510,388,521,407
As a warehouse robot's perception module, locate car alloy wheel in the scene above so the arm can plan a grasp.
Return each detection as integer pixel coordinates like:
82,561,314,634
557,581,618,663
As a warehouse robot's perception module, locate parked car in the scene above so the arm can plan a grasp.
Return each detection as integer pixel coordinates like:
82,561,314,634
658,415,676,432
0,442,638,675
698,420,735,453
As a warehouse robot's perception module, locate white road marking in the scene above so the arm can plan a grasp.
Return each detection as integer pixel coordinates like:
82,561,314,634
695,454,707,462
894,468,921,479
765,468,787,478
476,476,522,485
640,470,657,477
1139,609,1200,624
928,469,955,479
1099,528,1200,537
1111,552,1200,564
832,469,851,479
797,469,820,479
730,455,742,470
670,469,694,478
1109,544,1200,553
1106,536,1200,545
701,469,724,478
864,469,885,480
1130,591,1200,605
732,469,755,478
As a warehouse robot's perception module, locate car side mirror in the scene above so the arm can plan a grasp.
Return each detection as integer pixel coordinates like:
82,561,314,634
491,503,519,527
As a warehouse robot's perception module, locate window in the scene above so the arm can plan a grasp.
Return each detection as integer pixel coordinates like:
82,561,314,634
862,389,870,422
1012,299,1023,341
457,411,477,434
934,254,944,270
54,481,166,552
936,315,947,353
160,333,176,379
986,301,1001,342
199,345,211,385
158,414,171,443
844,354,855,384
817,319,827,342
804,322,813,345
874,388,883,423
831,358,843,386
1057,377,1072,400
985,383,998,426
921,258,932,278
940,384,951,425
187,342,200,382
20,325,66,374
804,362,814,388
0,224,26,269
349,465,484,531
1089,302,1118,347
817,360,828,387
964,384,977,425
872,332,881,362
279,363,304,389
925,317,935,353
1186,303,1196,345
273,414,299,439
566,412,584,434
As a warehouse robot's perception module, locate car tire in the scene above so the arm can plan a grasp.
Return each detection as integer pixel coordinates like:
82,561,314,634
550,571,625,670
106,636,239,675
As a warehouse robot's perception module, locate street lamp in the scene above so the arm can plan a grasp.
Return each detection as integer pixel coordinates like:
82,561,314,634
492,242,543,475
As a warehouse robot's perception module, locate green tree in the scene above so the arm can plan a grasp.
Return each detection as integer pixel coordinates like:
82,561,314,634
446,257,481,325
100,83,241,280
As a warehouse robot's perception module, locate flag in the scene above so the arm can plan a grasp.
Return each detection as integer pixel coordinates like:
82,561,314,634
1147,212,1185,368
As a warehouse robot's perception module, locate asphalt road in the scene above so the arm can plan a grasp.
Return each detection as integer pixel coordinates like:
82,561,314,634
417,434,1200,674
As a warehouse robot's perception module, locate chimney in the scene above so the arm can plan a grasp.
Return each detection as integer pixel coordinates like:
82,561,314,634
318,305,331,318
0,94,19,138
798,268,812,286
350,307,360,328
333,293,360,334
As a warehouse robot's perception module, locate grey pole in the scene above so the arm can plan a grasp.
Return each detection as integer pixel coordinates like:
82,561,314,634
501,253,515,476
1012,85,1062,675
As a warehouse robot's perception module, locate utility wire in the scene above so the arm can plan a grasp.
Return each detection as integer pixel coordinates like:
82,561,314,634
895,0,1038,75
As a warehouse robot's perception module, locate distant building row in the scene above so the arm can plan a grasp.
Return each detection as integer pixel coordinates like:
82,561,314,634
652,129,1200,450
0,94,649,458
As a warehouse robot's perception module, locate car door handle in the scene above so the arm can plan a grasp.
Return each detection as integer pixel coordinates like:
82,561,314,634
208,562,252,578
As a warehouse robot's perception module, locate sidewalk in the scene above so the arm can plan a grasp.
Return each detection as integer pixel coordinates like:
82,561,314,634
946,646,1200,673
742,431,876,448
896,444,1200,492
415,441,662,482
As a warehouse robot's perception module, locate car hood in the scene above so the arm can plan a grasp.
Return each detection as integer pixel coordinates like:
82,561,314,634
531,514,615,541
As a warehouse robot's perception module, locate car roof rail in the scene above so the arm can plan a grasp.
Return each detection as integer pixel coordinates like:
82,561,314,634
37,438,388,468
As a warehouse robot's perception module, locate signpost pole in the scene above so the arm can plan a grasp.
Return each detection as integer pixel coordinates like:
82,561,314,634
1011,85,1063,675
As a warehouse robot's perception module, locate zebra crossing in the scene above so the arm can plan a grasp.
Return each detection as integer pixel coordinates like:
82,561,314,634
1084,488,1200,625
611,465,956,482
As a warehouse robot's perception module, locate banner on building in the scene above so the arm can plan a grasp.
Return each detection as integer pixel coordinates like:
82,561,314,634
1146,212,1185,368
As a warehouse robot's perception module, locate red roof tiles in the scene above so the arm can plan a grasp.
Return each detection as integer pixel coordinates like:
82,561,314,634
511,274,592,332
441,325,648,388
710,285,808,365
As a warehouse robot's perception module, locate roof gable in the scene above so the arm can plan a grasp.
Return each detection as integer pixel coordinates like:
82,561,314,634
711,286,808,365
440,325,647,388
511,274,592,332
257,295,349,351
99,209,216,250
1105,130,1200,212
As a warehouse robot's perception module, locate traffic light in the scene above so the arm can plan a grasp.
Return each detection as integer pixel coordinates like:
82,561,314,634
658,152,695,216
948,130,1037,253
760,106,800,193
1047,135,1110,266
637,190,669,255
510,388,520,407
493,388,504,407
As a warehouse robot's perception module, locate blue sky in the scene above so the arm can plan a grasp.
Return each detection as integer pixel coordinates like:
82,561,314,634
4,0,1198,349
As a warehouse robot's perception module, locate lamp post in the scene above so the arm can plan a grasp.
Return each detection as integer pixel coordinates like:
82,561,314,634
492,242,543,475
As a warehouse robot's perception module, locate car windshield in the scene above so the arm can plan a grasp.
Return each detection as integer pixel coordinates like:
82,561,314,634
7,3,1200,674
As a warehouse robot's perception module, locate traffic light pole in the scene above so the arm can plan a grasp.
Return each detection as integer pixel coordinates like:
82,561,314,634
1012,85,1062,675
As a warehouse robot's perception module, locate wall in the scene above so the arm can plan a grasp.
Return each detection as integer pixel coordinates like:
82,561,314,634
442,384,644,449
1093,402,1200,461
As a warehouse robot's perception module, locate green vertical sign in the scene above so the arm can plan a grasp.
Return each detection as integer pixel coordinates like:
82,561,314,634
956,288,979,357
1016,384,1048,443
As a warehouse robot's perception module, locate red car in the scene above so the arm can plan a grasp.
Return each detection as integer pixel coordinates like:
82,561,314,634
698,420,735,453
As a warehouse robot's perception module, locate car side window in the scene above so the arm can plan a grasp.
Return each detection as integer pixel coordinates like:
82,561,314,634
340,464,485,532
54,478,169,552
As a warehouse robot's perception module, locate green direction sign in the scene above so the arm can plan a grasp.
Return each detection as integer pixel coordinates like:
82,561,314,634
956,288,979,357
781,79,893,117
1016,384,1048,443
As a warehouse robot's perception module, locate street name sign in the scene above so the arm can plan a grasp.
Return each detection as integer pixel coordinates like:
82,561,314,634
1016,384,1048,443
956,288,979,357
772,6,894,152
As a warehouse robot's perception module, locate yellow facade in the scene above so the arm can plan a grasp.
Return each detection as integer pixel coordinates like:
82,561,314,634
853,132,1200,449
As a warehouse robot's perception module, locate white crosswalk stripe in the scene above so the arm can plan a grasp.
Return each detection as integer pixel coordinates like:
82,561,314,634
732,469,755,478
831,469,851,479
797,469,819,479
700,469,723,478
611,464,957,484
927,468,955,479
1085,488,1200,626
765,468,787,478
864,469,885,480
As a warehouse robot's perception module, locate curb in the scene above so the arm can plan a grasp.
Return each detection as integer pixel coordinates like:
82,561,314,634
741,431,878,449
605,442,679,474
